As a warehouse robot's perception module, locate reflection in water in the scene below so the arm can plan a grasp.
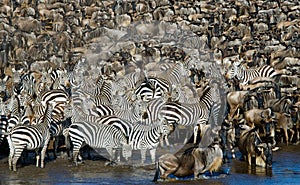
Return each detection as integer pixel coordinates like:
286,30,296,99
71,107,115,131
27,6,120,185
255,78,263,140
247,166,272,177
0,143,299,185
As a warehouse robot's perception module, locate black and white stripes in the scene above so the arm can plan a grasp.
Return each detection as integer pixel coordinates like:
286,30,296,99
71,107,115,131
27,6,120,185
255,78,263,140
225,62,278,85
6,103,54,171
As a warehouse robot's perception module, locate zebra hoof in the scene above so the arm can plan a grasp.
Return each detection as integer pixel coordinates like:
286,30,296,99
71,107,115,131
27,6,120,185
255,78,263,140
105,161,117,166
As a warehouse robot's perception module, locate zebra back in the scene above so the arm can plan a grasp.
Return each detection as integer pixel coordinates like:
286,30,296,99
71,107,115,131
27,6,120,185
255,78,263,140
226,62,278,85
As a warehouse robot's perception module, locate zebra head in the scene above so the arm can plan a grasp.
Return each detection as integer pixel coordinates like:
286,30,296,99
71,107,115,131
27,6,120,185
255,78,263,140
225,61,241,81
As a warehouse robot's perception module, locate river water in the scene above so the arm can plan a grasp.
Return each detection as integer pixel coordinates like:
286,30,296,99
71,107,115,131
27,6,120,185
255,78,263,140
0,143,299,185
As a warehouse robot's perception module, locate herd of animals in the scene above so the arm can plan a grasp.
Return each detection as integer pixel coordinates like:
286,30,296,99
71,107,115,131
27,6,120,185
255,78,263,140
0,0,299,182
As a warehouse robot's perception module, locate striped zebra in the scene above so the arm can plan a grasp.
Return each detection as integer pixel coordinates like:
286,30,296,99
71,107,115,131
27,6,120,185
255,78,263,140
67,120,129,165
225,61,278,86
0,115,8,146
48,102,72,159
114,69,144,91
74,75,113,107
34,89,70,158
20,72,37,97
5,103,54,171
49,68,70,90
0,97,17,145
125,119,173,164
93,76,113,106
159,85,216,144
160,62,190,86
134,62,189,102
64,103,132,140
135,77,170,102
40,89,70,113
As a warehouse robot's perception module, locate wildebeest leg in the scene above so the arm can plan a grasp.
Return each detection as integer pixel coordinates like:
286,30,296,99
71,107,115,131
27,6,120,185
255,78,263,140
158,154,179,180
248,153,253,166
153,162,160,182
283,128,289,145
289,129,295,143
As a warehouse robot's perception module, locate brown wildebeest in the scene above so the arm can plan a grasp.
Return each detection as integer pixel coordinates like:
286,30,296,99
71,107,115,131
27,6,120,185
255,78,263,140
237,125,273,168
153,125,223,181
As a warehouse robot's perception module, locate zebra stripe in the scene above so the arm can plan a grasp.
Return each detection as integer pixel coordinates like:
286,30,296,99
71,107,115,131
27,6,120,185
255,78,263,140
6,103,53,171
135,77,170,102
64,103,132,140
41,89,69,107
0,115,8,145
126,120,172,164
159,86,215,143
115,69,144,90
93,77,113,106
68,121,128,165
226,62,278,85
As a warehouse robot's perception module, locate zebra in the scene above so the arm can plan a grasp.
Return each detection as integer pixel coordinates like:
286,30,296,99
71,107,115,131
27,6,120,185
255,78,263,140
93,76,113,106
48,102,72,159
125,119,173,164
64,102,133,157
159,85,216,144
114,69,145,91
49,68,70,91
34,90,70,159
0,115,8,146
225,61,278,86
134,77,170,102
41,89,70,108
20,72,37,97
67,120,129,165
5,103,54,171
6,95,22,132
64,103,132,140
134,62,189,102
159,62,190,87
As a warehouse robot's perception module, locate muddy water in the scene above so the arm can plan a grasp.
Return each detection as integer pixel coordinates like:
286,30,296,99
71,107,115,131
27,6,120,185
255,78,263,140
0,143,299,185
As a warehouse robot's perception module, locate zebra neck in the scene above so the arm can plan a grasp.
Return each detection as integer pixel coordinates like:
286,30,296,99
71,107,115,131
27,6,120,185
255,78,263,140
236,66,248,84
147,125,162,141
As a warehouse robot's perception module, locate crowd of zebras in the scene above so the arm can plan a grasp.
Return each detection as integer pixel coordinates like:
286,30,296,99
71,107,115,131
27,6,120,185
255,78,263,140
0,48,228,171
0,0,299,178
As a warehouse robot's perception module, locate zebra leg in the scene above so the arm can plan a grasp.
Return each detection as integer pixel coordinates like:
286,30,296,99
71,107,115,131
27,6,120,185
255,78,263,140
40,139,50,168
105,147,115,166
149,148,156,164
7,136,14,171
140,149,147,164
64,134,71,158
54,136,59,159
73,148,80,166
122,144,132,162
35,149,40,168
12,147,25,172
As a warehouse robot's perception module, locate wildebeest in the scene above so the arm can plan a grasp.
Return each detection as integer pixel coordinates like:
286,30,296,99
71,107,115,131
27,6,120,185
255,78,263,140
237,125,273,168
226,90,249,119
153,125,223,181
273,112,294,145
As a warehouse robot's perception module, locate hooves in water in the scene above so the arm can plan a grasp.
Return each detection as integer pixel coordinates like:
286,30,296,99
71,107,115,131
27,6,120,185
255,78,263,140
105,161,117,166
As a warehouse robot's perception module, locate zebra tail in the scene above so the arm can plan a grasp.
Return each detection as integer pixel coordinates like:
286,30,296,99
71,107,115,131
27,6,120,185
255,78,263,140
152,161,160,182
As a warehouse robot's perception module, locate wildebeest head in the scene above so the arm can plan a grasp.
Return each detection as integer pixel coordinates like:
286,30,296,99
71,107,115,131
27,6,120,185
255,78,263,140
255,143,273,168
